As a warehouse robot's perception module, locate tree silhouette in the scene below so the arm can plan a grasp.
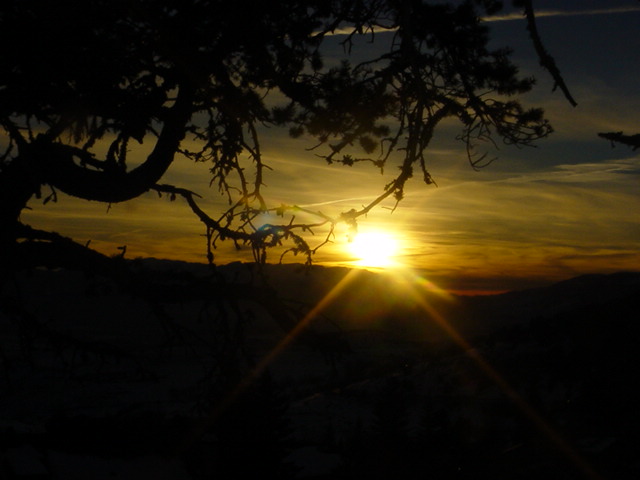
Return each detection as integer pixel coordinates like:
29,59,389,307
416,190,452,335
0,0,570,275
598,131,640,150
0,3,585,470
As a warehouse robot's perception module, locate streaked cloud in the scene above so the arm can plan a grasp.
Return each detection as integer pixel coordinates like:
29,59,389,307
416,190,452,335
483,6,640,22
323,25,396,36
323,6,640,33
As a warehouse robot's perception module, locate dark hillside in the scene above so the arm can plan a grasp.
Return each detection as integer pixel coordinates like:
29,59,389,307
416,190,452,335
1,263,639,478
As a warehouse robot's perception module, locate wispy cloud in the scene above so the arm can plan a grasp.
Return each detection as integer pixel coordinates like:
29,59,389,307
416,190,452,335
483,6,640,22
505,158,640,185
324,25,396,36
322,6,640,35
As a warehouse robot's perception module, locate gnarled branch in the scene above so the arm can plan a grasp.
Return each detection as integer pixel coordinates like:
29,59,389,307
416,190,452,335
36,85,195,203
598,131,640,150
519,0,577,107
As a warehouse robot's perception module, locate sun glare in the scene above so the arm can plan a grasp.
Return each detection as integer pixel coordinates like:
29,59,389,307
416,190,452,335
348,231,401,268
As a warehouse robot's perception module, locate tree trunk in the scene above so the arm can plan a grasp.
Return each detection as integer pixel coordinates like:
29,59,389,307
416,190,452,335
0,155,43,273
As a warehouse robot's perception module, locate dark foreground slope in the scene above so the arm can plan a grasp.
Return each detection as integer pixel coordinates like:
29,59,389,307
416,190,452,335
1,262,639,479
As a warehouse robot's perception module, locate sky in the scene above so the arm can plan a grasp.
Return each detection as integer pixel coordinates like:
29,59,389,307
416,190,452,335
22,1,640,294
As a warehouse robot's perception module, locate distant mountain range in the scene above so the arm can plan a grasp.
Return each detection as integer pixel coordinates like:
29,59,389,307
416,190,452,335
111,258,640,343
210,262,640,340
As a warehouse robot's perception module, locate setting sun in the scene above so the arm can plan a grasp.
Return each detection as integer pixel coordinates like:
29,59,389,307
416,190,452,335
348,231,401,268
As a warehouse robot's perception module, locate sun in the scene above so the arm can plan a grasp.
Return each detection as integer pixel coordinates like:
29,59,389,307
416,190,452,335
348,231,401,268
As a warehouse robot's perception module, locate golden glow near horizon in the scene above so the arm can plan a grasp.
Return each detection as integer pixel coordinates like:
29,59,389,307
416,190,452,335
20,148,640,294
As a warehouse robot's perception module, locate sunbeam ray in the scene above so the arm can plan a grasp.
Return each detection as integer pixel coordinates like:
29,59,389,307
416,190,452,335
396,269,603,480
176,268,363,455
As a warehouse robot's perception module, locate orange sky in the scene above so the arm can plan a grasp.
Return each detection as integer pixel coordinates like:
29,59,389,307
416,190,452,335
19,4,640,294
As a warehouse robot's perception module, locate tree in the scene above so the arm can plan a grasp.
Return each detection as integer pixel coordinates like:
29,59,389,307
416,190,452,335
0,0,569,275
0,0,576,372
0,2,582,465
